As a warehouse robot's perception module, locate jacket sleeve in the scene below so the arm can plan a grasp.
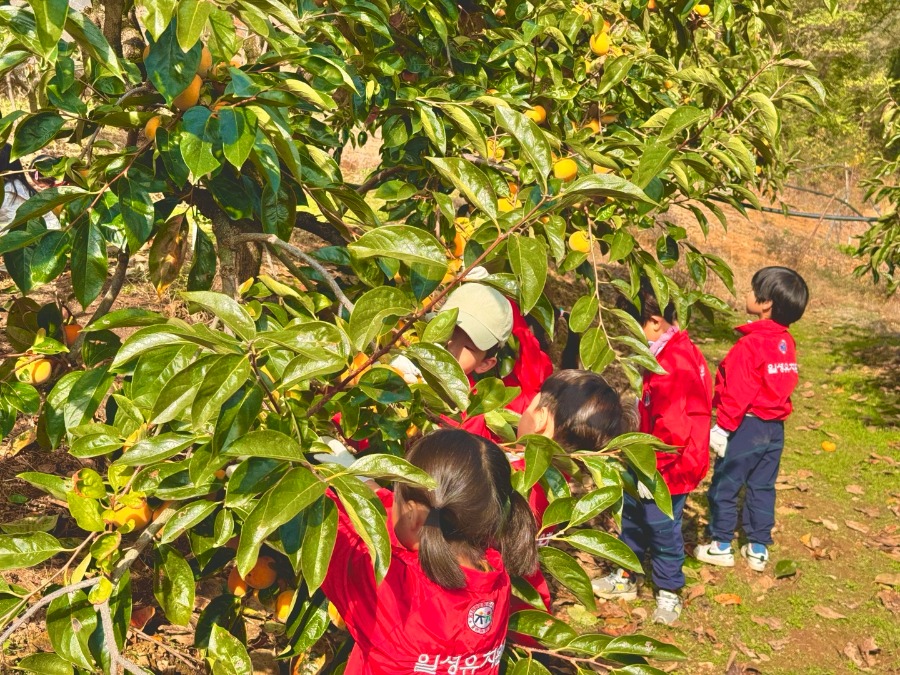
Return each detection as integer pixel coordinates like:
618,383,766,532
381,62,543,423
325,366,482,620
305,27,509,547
713,340,761,432
321,490,382,631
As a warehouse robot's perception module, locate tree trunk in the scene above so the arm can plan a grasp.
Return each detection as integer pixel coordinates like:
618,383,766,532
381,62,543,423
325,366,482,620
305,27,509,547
194,191,263,297
102,0,124,57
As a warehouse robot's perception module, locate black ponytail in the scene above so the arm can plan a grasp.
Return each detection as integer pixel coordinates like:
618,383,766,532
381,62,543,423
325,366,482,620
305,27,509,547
400,429,539,589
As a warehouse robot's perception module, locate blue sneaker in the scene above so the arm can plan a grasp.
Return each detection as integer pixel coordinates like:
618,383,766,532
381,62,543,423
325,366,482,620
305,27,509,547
694,541,735,567
741,543,769,572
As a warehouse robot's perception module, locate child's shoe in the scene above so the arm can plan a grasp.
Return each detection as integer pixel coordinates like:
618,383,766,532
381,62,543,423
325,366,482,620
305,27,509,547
694,541,735,567
741,543,769,572
651,589,682,625
591,569,638,601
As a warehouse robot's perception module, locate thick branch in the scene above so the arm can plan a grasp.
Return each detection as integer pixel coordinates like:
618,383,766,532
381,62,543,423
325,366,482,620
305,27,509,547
102,0,125,57
355,165,407,194
231,233,355,313
462,153,519,178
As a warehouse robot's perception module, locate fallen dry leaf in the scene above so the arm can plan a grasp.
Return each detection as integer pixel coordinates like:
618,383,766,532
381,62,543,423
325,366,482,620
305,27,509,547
750,615,783,631
130,605,156,630
843,642,866,669
855,506,881,518
813,605,847,620
713,593,742,606
796,469,814,479
845,520,870,534
877,589,900,614
845,484,865,495
685,583,706,604
768,637,791,651
875,573,900,587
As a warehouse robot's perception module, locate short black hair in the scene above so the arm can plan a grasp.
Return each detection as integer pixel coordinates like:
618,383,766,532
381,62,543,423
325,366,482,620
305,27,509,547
615,277,676,326
751,266,809,326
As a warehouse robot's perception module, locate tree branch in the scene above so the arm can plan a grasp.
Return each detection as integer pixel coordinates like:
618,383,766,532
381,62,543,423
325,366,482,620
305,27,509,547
101,599,151,675
0,578,100,646
355,165,406,194
295,211,348,246
462,153,520,178
73,245,130,358
231,233,355,313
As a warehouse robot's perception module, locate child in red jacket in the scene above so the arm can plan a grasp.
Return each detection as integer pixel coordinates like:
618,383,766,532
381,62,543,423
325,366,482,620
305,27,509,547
695,267,809,573
590,282,712,625
322,429,538,674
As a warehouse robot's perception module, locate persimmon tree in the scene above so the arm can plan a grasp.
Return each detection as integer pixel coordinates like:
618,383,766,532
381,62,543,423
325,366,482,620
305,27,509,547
0,0,820,672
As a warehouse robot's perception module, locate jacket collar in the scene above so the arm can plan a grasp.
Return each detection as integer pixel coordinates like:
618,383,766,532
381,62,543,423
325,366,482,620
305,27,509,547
736,319,788,335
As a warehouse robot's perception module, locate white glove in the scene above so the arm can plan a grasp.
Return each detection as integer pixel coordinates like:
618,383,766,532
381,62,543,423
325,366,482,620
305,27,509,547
312,436,357,468
709,424,730,459
465,265,490,280
389,354,423,385
637,482,654,500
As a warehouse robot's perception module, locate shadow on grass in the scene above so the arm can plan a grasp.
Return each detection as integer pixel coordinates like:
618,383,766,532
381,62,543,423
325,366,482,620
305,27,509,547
831,324,900,430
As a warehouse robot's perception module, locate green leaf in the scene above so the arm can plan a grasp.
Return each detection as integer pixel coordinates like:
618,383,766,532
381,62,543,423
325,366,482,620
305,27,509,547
236,467,325,576
330,474,390,583
748,92,779,138
570,486,621,527
632,143,676,189
568,295,598,333
145,20,201,103
11,111,63,160
774,559,798,578
561,174,654,204
159,501,219,544
562,529,642,573
153,544,195,626
181,291,256,341
117,176,154,251
224,429,303,462
209,624,253,675
63,365,113,431
418,104,446,154
15,652,74,675
84,308,168,332
16,472,68,501
580,327,615,373
180,106,222,177
0,514,58,535
421,308,457,344
113,433,198,466
539,547,596,610
507,235,547,314
426,157,498,222
348,286,412,351
30,14,69,61
71,222,107,308
597,56,634,95
176,0,212,51
348,454,436,488
46,588,97,671
622,443,657,479
191,355,251,426
300,496,337,593
518,435,559,491
510,659,552,675
405,343,470,410
349,225,448,272
659,106,706,141
495,106,552,189
0,532,63,570
509,609,577,647
602,634,685,660
220,107,258,169
65,9,125,80
188,227,217,291
138,0,176,40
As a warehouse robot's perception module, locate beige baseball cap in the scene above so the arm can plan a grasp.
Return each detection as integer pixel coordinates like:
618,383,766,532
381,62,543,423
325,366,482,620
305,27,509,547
439,283,513,351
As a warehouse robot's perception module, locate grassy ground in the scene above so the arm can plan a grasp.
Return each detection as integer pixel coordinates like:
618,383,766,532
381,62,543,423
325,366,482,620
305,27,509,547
623,312,900,674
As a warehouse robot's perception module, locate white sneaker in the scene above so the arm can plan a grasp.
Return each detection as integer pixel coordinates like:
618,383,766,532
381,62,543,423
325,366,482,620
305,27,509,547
651,589,682,625
694,541,735,567
741,543,769,572
591,569,638,601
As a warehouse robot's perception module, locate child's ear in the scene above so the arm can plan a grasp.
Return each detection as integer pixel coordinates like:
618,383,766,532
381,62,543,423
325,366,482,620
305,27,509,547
532,406,553,436
474,355,497,374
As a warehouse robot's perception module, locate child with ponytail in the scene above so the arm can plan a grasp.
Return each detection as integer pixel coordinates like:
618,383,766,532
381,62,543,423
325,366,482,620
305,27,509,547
322,428,539,675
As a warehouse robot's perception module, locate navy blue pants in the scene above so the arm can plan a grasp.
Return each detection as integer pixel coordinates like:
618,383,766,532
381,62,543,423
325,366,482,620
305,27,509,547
707,416,785,546
620,492,688,592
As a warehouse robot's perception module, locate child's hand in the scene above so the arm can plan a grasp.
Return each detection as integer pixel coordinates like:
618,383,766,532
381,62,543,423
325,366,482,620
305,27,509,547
709,425,730,458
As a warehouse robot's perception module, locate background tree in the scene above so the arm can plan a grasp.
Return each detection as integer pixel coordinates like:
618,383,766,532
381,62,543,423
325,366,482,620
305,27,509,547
0,0,820,671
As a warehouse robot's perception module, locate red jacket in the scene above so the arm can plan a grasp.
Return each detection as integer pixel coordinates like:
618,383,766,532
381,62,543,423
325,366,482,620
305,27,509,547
640,330,713,495
323,490,509,675
713,320,799,432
